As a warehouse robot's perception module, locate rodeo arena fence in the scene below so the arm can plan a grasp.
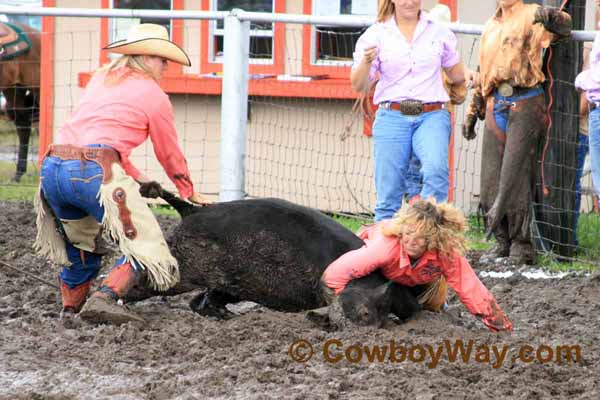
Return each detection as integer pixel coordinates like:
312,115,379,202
0,3,597,267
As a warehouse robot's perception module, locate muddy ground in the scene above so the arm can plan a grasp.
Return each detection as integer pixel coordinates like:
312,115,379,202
0,200,599,400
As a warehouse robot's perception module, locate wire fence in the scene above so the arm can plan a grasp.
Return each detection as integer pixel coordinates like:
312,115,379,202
0,5,598,265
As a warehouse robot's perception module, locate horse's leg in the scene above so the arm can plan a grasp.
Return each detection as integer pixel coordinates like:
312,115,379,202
5,86,32,182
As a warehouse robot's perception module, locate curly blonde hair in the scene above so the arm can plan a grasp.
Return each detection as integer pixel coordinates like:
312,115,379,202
97,55,160,86
382,198,467,257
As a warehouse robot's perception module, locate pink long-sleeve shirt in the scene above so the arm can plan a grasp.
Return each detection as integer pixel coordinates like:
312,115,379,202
323,224,512,332
575,23,600,102
352,11,460,105
56,69,194,199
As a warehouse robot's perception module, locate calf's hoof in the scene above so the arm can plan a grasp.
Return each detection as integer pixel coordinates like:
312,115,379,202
79,294,145,325
189,291,234,319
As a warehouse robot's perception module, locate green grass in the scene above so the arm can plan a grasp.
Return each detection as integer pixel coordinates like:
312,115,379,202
0,161,39,201
0,119,39,146
0,163,597,273
333,214,370,233
536,254,596,273
465,215,493,251
575,213,600,260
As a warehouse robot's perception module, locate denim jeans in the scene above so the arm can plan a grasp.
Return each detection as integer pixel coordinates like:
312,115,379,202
492,87,545,134
574,133,589,246
40,144,130,287
589,109,600,199
405,155,423,201
372,108,451,221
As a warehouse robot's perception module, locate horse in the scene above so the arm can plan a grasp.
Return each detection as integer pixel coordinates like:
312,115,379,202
0,21,40,182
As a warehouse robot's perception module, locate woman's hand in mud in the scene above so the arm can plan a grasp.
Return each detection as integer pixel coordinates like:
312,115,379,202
188,192,212,206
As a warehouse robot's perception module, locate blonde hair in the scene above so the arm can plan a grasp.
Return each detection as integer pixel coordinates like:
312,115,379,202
382,198,468,257
377,0,395,22
96,54,160,86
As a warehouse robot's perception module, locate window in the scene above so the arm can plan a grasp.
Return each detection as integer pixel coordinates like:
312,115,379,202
110,0,173,43
311,0,373,66
0,0,42,31
201,0,284,75
101,0,183,73
211,0,274,63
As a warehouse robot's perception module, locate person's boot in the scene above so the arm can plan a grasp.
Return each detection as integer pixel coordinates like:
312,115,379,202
79,263,145,325
480,218,510,262
509,241,536,265
59,279,91,319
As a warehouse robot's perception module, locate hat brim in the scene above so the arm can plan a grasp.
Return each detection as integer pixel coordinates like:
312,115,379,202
103,38,191,67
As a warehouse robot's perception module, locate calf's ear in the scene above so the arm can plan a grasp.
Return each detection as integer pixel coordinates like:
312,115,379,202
306,307,331,329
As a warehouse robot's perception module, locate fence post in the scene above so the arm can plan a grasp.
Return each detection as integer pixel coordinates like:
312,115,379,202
219,9,250,202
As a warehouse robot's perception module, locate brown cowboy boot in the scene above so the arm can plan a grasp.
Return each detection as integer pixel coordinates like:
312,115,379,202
79,263,145,325
480,218,510,262
509,240,536,265
59,279,91,319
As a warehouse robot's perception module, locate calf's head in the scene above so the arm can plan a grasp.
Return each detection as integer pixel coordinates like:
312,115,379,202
307,279,393,330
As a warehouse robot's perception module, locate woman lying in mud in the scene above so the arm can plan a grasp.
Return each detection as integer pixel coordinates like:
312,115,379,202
321,199,513,332
33,23,210,325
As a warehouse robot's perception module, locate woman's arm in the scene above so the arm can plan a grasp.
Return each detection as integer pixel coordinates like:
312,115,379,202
146,90,195,199
350,46,378,93
323,233,399,295
443,255,513,332
443,61,466,85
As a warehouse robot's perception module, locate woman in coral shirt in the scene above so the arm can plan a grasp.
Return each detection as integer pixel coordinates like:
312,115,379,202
322,199,513,332
34,24,210,325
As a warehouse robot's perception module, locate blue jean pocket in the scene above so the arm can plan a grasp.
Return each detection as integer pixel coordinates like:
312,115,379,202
67,163,103,204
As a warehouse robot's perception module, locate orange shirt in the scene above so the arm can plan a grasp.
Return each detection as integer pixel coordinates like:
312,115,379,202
323,224,512,332
479,3,555,97
56,69,194,199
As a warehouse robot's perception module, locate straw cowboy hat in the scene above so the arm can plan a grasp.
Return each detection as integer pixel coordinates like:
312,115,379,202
428,4,452,24
103,23,191,66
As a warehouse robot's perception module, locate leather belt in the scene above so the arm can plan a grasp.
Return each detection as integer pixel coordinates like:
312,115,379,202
380,101,445,116
496,82,541,97
46,144,121,183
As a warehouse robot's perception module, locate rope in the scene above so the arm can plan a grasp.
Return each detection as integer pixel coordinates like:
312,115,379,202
540,0,571,197
340,94,376,216
0,260,59,289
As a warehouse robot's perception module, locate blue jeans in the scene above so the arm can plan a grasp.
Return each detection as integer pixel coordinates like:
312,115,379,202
372,108,451,221
589,109,600,199
574,133,589,246
492,87,545,134
405,156,423,201
40,144,130,287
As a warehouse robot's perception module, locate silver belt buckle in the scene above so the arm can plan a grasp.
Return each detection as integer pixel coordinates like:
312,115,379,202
399,100,423,116
380,102,390,110
497,82,514,97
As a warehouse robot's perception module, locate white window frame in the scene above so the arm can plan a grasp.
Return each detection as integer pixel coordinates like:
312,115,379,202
108,0,174,45
209,0,275,65
310,0,374,67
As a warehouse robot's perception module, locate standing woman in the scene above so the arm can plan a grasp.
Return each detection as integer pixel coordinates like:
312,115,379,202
34,24,210,324
575,0,600,239
351,0,466,222
463,0,571,264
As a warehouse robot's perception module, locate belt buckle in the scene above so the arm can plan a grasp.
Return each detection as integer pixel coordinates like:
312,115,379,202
400,100,423,116
497,82,514,97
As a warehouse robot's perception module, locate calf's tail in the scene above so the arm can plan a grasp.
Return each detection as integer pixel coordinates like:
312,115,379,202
159,189,198,218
